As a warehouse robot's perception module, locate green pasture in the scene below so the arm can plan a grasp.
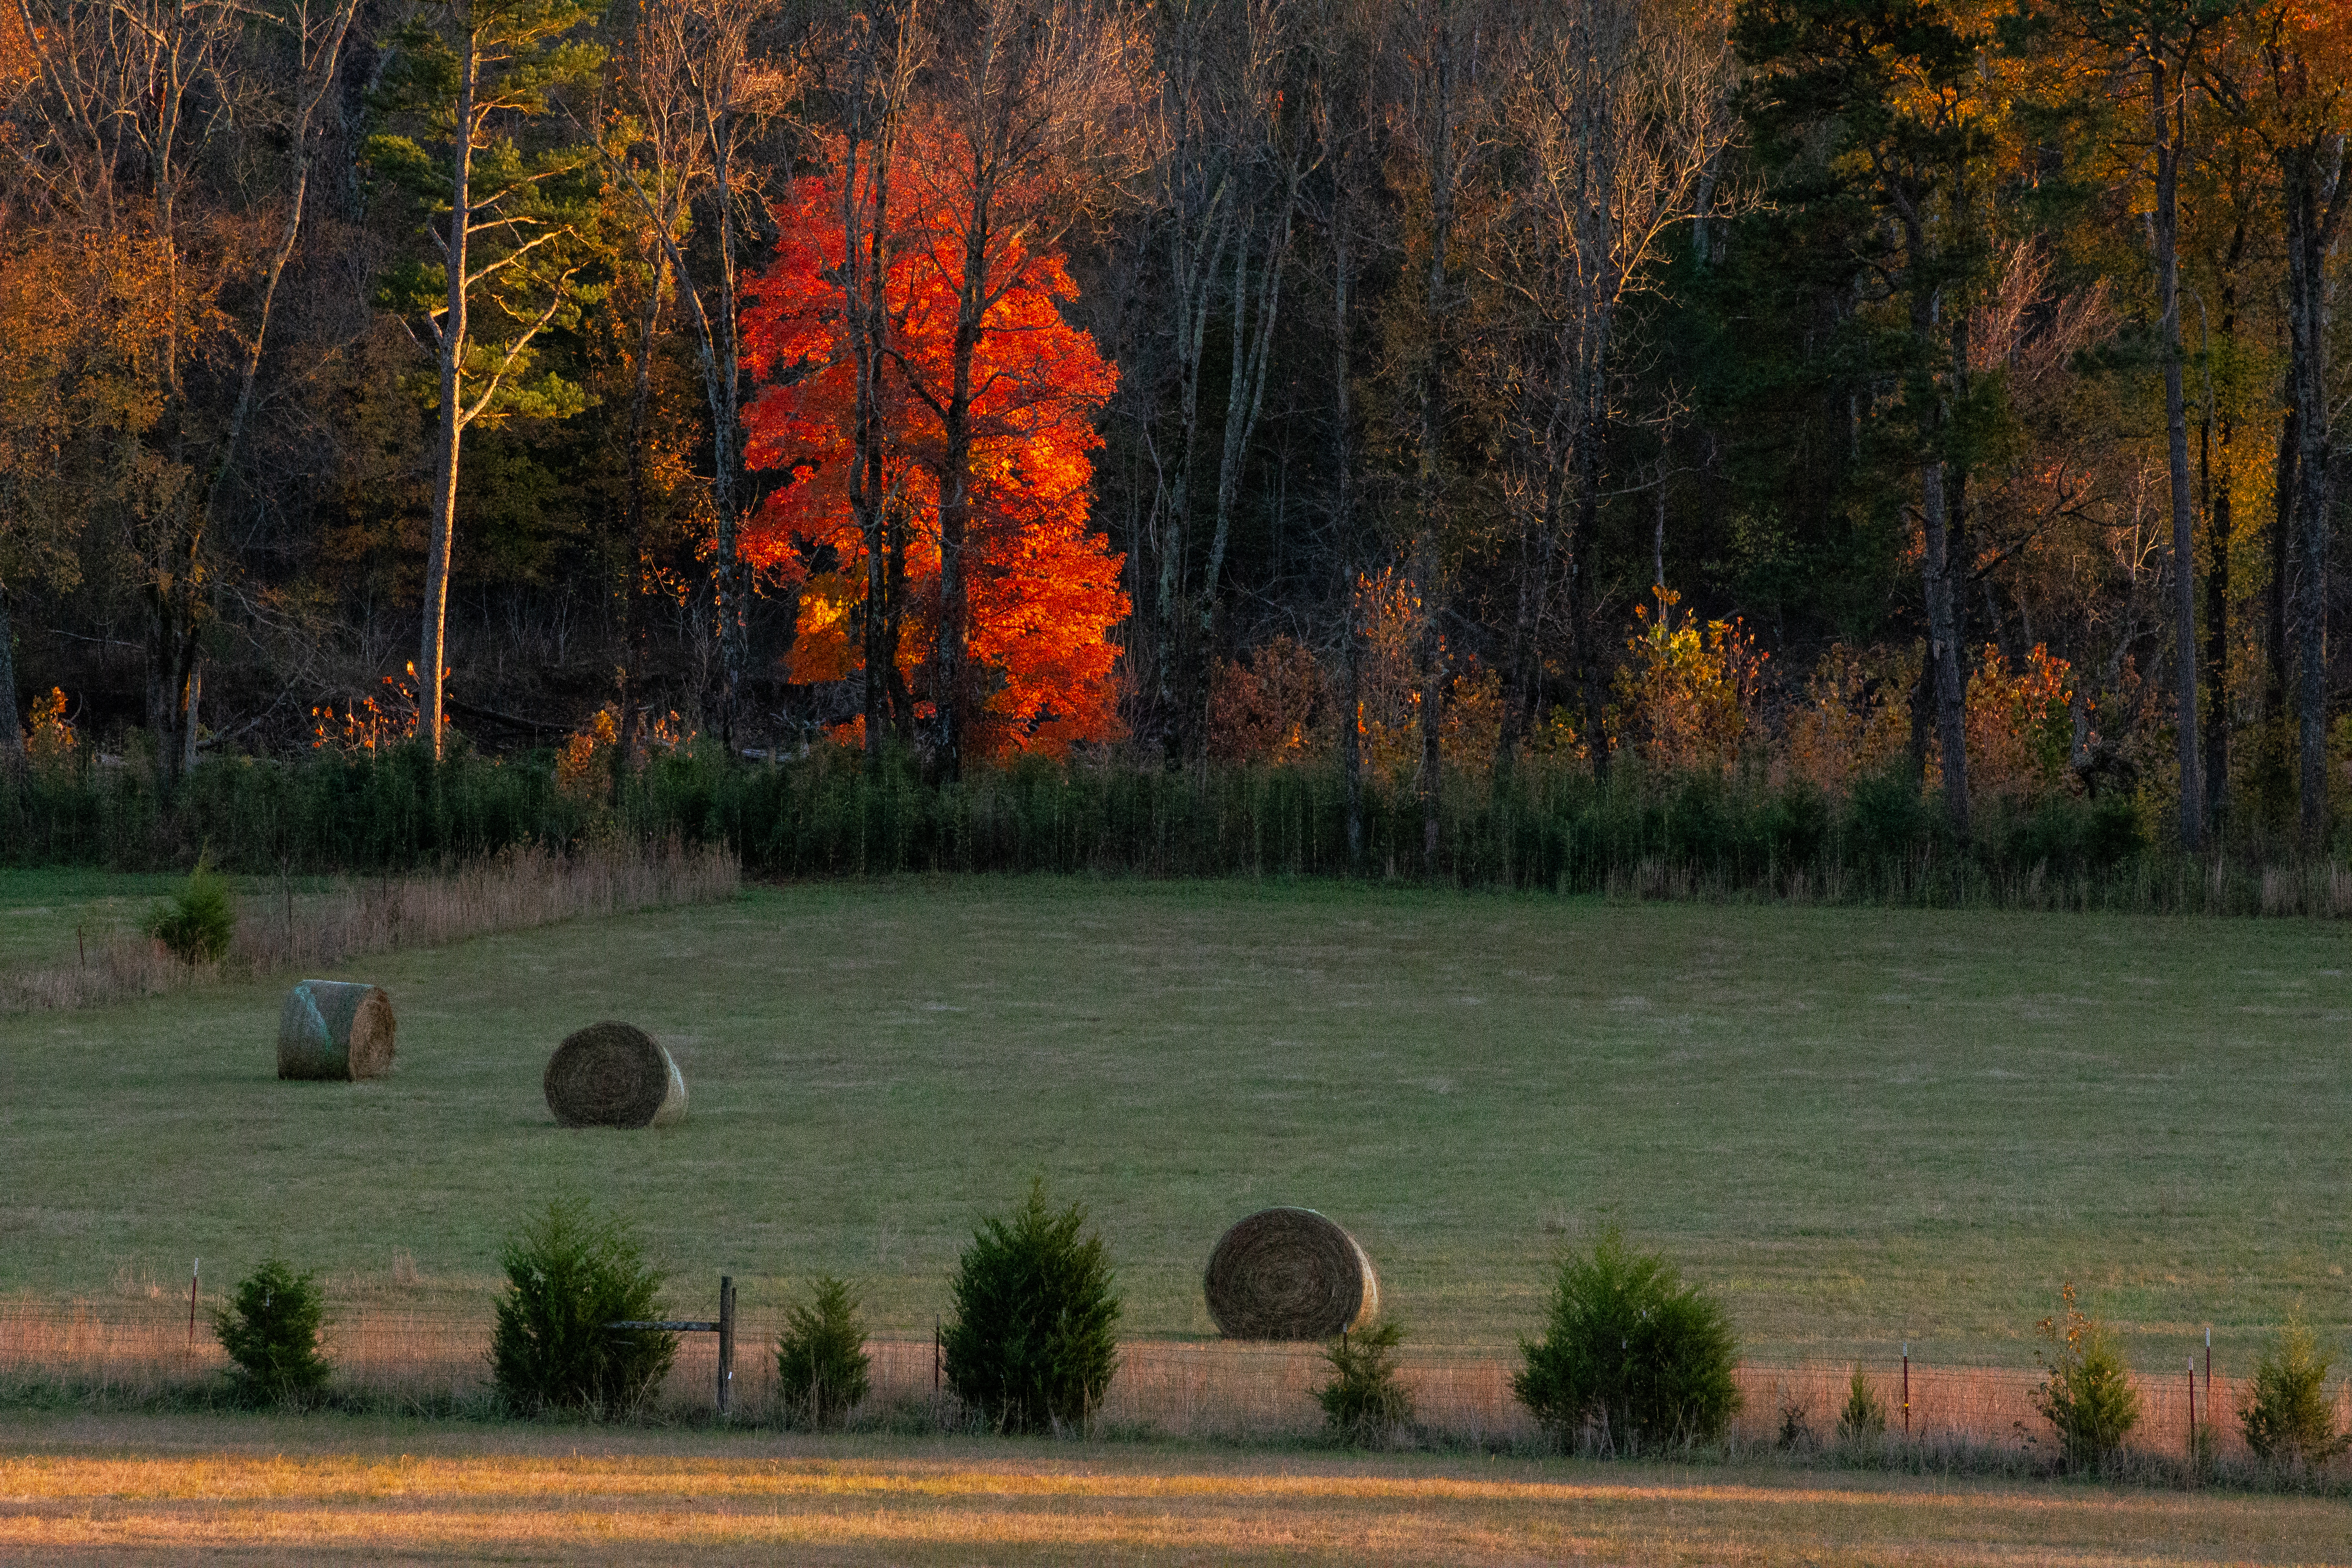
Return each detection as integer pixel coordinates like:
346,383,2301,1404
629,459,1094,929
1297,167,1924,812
2,873,2347,1369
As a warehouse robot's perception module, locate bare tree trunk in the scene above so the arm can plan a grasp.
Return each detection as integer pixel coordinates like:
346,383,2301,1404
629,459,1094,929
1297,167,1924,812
2152,63,2202,848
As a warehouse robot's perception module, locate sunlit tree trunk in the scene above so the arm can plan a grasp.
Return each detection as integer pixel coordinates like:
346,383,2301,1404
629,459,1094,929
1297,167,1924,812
418,28,480,760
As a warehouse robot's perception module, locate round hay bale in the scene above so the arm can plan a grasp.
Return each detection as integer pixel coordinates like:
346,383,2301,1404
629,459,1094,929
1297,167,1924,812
544,1022,687,1129
277,980,397,1081
1203,1207,1380,1341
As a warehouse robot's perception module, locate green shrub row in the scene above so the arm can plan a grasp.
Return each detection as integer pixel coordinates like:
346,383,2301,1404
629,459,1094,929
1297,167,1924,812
3,738,2213,897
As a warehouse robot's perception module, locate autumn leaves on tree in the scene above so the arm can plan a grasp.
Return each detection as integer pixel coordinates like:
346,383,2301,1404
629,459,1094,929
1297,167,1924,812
740,121,1128,763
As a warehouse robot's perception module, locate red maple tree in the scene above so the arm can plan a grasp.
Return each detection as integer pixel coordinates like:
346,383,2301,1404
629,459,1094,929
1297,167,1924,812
740,124,1127,757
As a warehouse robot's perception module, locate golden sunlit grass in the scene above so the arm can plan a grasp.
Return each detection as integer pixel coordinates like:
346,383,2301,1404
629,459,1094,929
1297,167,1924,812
4,1415,2347,1566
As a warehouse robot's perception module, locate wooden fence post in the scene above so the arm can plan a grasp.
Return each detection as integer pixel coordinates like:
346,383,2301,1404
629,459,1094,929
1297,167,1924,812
718,1275,735,1417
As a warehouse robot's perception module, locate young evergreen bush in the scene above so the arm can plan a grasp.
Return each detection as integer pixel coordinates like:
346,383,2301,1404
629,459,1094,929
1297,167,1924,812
776,1275,871,1429
490,1196,675,1417
1315,1319,1413,1446
147,857,235,963
941,1180,1120,1434
2239,1317,2350,1473
1512,1229,1741,1455
1835,1366,1888,1446
2030,1283,2141,1469
213,1257,330,1403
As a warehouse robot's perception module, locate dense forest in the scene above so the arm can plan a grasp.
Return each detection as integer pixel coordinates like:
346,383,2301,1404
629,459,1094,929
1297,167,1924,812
2,0,2349,875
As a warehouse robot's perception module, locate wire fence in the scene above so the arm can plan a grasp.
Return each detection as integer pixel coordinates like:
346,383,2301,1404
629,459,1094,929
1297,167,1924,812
8,1296,2337,1460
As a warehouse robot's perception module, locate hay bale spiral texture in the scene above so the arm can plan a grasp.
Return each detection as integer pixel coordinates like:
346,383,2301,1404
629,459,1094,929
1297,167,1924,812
544,1022,687,1128
1204,1207,1380,1340
277,980,397,1080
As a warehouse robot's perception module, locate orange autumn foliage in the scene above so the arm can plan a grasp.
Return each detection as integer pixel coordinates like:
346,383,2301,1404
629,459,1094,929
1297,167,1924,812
740,126,1127,758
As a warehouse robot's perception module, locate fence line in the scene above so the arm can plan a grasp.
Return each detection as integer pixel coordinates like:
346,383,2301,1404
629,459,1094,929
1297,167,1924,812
10,1298,2341,1458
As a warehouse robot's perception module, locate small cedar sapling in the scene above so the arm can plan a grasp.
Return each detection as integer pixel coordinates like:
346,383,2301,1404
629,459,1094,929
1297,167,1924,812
1315,1318,1414,1446
1835,1367,1888,1446
942,1179,1121,1434
776,1275,871,1429
1513,1228,1742,1455
148,854,235,965
214,1257,331,1403
490,1196,675,1417
2239,1315,2351,1475
2030,1282,2141,1469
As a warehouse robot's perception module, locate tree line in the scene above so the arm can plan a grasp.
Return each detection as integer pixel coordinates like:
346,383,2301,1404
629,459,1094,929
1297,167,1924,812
2,0,2347,862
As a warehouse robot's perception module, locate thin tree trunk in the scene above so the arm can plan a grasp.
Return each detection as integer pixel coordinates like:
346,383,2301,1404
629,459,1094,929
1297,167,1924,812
1199,205,1293,762
1333,206,1363,872
1159,196,1229,753
707,106,747,755
934,158,994,781
1416,142,1453,867
420,30,479,760
1921,454,1969,834
1569,371,1611,782
2203,229,2243,840
2283,133,2346,849
2264,404,2297,825
1913,276,1970,836
1490,481,1539,784
2153,62,2201,848
2203,419,2231,833
842,82,897,775
619,247,665,765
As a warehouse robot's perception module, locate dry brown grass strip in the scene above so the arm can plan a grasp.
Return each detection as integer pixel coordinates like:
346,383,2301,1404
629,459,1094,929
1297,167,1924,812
0,841,738,1013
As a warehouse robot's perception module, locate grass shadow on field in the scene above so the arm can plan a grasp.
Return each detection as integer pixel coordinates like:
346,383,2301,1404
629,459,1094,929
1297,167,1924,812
3,1408,2351,1566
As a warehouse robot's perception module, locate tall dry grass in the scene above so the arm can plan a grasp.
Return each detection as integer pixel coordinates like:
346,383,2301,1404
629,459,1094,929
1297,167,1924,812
0,841,739,1013
9,1296,2342,1477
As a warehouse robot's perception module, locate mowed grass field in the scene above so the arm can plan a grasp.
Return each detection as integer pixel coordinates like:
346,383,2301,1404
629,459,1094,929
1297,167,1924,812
5,1412,2350,1566
2,874,2348,1365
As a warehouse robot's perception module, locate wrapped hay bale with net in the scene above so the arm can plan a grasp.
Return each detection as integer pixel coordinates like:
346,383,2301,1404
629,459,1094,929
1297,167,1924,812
544,1022,687,1128
1204,1207,1380,1340
277,980,397,1081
